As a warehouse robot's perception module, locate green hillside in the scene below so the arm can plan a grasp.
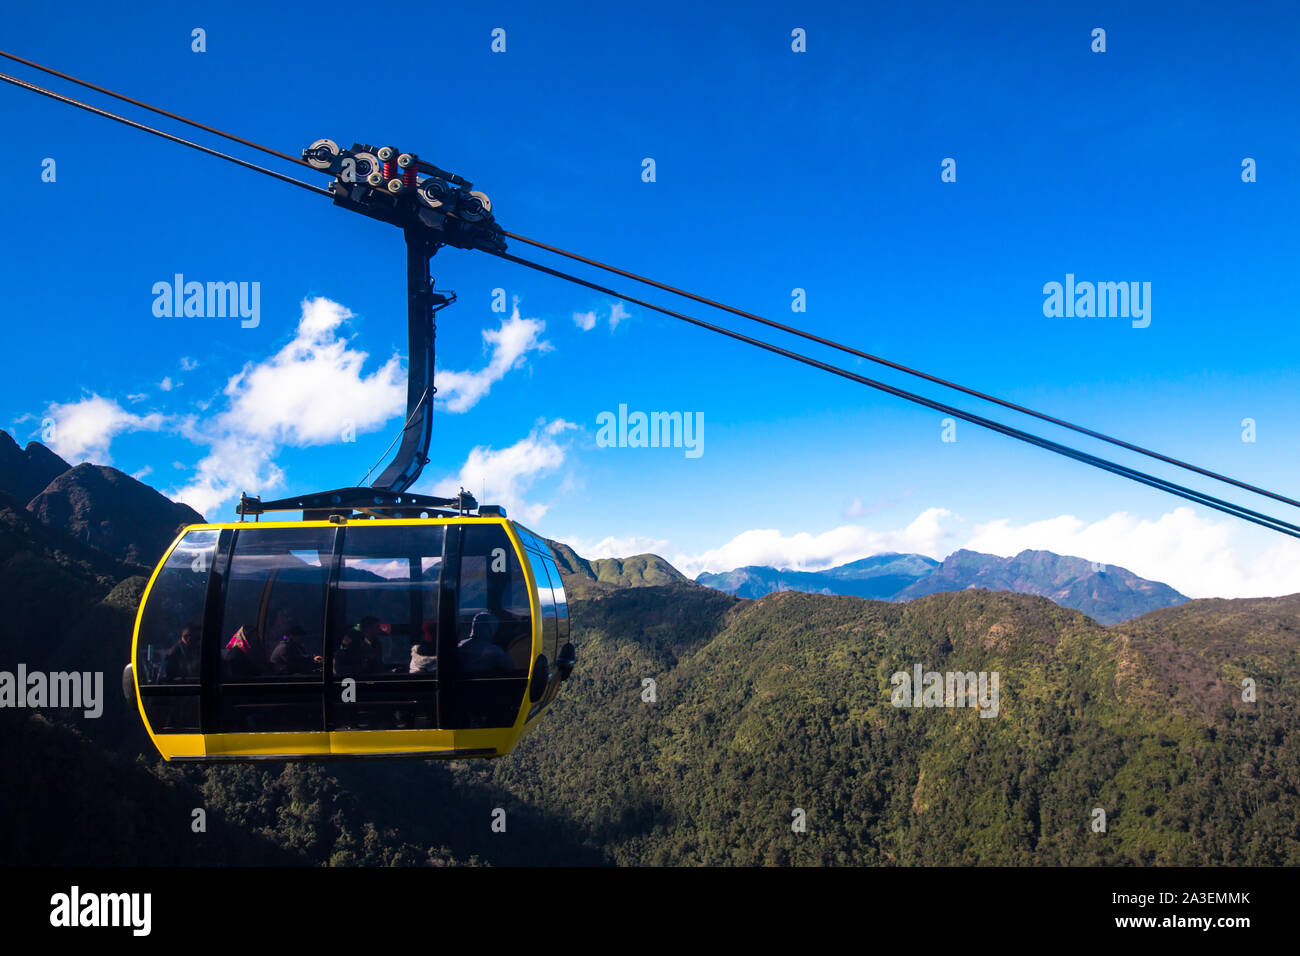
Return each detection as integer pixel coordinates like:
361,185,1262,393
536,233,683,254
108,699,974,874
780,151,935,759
486,586,1300,865
1,461,1296,866
546,538,692,598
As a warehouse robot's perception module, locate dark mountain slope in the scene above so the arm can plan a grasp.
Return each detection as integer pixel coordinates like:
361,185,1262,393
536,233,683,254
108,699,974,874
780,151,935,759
0,430,71,504
28,463,203,566
0,711,303,866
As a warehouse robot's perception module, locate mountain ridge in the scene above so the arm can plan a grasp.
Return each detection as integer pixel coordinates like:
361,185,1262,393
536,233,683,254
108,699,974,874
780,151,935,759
697,547,1188,625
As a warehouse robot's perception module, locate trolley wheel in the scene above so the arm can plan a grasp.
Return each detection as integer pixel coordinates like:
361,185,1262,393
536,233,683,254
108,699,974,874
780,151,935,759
417,177,450,209
459,190,491,222
352,151,380,180
387,178,404,193
367,170,385,186
303,138,339,170
377,146,395,161
397,153,415,168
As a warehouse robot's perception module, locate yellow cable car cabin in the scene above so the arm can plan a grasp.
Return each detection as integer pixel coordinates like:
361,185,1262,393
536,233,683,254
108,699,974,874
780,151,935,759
127,515,574,761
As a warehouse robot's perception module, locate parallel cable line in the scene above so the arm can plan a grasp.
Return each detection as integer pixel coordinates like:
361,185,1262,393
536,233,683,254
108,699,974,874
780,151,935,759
504,230,1300,511
0,71,330,196
4,56,1296,537
0,49,312,169
491,248,1300,540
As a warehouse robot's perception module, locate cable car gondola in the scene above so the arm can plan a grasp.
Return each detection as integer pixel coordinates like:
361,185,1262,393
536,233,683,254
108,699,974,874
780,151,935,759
116,135,580,761
128,503,575,760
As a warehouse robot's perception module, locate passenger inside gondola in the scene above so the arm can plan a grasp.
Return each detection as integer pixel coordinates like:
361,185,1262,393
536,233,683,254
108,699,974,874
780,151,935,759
222,626,263,678
458,612,513,673
263,608,292,661
334,617,389,676
160,625,201,682
333,626,363,677
357,616,386,673
410,621,437,674
270,624,322,674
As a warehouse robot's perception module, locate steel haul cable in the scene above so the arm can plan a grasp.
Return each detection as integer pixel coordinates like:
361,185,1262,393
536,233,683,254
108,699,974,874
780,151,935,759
0,70,329,196
0,49,311,169
491,248,1300,540
3,53,1293,512
2,56,1297,538
503,230,1300,511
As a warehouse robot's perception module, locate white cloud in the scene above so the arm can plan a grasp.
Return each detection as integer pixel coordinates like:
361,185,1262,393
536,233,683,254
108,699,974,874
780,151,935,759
963,507,1300,600
437,305,551,413
131,465,154,482
424,419,575,525
223,297,406,445
42,394,164,464
572,301,630,333
608,302,629,330
564,534,672,559
169,297,407,515
672,508,956,578
171,434,285,517
34,295,548,519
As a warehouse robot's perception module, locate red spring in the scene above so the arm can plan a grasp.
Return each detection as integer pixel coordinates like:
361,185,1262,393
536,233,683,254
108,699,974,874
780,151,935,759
403,165,417,187
382,159,397,180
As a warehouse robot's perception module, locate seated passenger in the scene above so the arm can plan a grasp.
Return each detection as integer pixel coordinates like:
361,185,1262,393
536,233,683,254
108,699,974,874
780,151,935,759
409,621,437,674
263,608,292,661
269,625,321,675
160,625,201,681
333,626,364,677
357,616,386,674
222,626,263,679
457,612,514,673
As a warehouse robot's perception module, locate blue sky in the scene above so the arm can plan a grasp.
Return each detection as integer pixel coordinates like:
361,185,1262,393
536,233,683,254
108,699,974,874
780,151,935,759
2,0,1298,597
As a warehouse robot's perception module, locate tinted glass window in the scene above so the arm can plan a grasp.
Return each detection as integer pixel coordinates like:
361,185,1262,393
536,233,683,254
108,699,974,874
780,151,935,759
219,527,333,682
550,559,570,646
513,525,543,553
525,548,558,659
137,529,216,686
334,525,444,678
458,525,531,672
136,529,215,734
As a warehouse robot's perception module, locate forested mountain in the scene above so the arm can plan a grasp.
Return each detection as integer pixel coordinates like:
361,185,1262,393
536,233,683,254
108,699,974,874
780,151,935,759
29,463,204,564
0,433,1295,866
547,539,692,598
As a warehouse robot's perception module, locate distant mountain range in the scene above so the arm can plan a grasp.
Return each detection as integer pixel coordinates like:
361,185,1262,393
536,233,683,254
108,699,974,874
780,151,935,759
0,429,1190,626
697,553,940,601
540,538,1185,626
696,549,1188,625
